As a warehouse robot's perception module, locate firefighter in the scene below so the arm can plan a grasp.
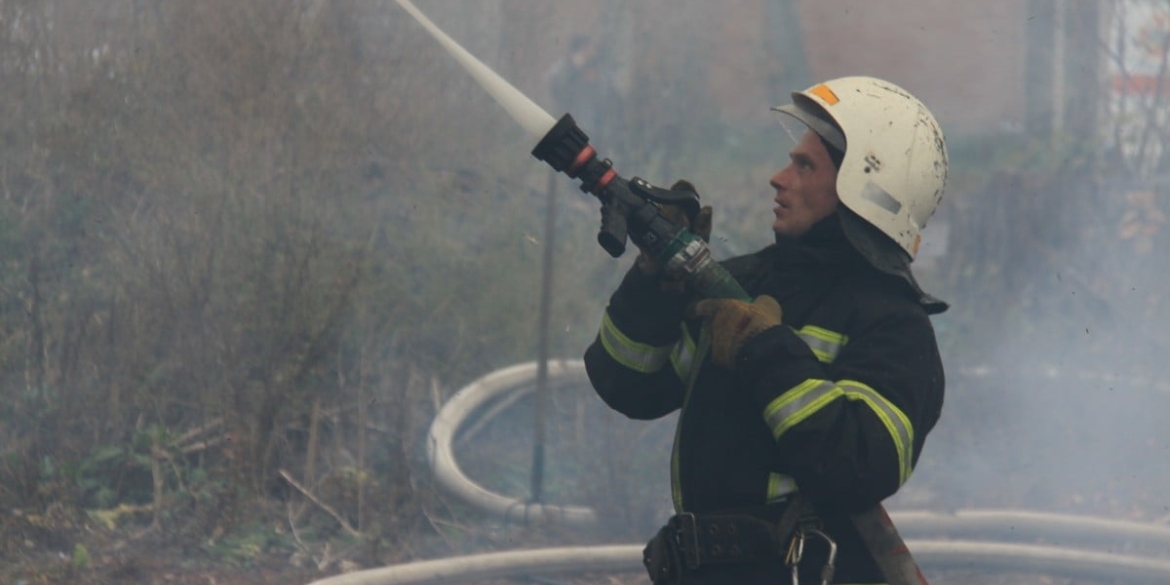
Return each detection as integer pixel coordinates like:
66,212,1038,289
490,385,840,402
583,76,948,584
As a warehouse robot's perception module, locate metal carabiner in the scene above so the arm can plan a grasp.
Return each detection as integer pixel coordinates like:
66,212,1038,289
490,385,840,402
784,525,839,585
784,528,806,585
804,527,838,585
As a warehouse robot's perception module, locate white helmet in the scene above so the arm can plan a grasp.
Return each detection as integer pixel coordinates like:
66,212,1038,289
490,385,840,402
773,76,948,259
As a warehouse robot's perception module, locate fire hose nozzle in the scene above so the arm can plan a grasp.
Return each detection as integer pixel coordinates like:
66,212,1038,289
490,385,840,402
531,114,591,174
532,114,618,196
530,113,748,299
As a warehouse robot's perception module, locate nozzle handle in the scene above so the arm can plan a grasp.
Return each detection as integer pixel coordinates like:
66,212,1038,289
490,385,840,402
598,202,628,257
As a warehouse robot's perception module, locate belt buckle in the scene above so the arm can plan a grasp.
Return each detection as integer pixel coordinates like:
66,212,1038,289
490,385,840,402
672,512,702,570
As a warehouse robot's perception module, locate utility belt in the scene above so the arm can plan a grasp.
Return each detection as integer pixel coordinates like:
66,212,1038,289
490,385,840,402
642,495,837,584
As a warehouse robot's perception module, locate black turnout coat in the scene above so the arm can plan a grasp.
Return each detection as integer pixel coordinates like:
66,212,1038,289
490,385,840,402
583,215,945,584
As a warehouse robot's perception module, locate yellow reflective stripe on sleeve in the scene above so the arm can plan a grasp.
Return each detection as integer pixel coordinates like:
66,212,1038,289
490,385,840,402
671,328,711,512
762,378,916,486
795,325,848,364
766,472,798,505
669,324,698,381
762,379,843,440
840,380,915,486
598,310,672,373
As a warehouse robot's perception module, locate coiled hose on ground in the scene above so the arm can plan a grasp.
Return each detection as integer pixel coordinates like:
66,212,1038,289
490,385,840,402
306,360,1170,584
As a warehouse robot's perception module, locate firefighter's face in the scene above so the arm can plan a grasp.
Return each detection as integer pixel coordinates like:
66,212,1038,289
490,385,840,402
769,130,840,238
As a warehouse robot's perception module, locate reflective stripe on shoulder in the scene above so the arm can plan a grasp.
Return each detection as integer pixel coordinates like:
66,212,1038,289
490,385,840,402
766,472,798,505
762,379,843,440
598,310,673,373
795,325,848,364
840,379,916,486
669,324,699,381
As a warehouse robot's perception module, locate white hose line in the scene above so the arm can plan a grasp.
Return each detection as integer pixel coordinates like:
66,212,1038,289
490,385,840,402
427,360,1170,552
895,509,1170,551
367,360,1170,584
912,539,1170,581
426,360,597,526
305,545,639,585
304,540,1170,585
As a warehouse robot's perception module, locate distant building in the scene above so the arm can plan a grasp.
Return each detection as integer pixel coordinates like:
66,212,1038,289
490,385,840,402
530,1,1117,140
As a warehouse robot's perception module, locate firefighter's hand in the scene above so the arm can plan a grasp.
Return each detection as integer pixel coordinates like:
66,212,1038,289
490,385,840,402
690,295,783,368
635,180,713,285
672,178,713,244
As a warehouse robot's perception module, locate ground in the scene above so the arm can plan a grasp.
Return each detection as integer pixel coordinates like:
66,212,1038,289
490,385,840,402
6,371,1167,584
0,524,322,585
0,516,1156,585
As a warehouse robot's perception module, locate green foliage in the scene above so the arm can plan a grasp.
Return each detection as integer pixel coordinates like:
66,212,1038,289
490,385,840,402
70,543,90,570
948,130,1099,179
73,445,129,510
0,1,638,553
202,523,295,567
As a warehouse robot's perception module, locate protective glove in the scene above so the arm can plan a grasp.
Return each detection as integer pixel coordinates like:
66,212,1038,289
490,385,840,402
635,180,714,291
690,295,783,369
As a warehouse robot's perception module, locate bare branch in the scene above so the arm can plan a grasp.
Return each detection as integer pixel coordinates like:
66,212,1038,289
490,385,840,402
278,468,360,537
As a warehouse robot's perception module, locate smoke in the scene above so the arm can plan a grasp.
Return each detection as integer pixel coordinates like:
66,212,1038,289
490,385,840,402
893,1,1170,522
397,0,1170,542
